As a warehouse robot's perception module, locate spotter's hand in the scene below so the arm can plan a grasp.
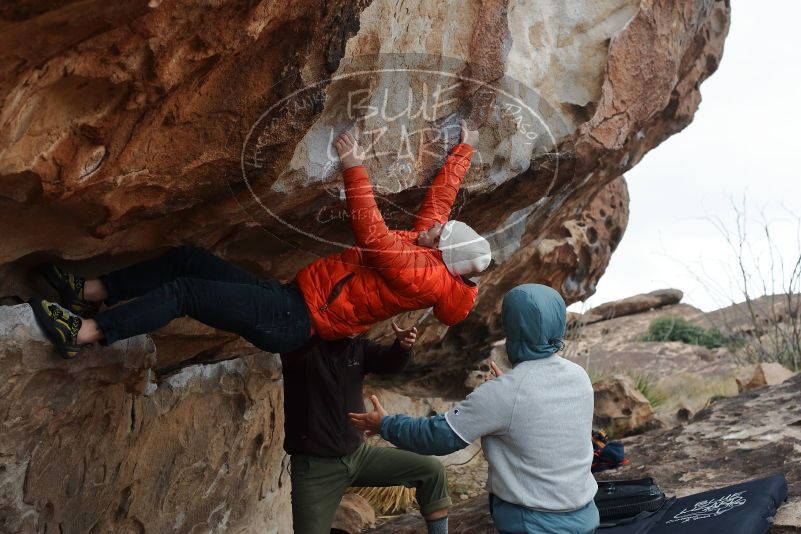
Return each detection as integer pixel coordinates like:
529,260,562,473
348,395,388,437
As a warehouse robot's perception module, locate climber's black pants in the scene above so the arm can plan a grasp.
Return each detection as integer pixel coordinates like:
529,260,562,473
93,245,312,353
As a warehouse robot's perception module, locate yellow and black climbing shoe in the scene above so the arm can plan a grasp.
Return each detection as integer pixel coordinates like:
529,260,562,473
29,298,88,360
38,264,98,317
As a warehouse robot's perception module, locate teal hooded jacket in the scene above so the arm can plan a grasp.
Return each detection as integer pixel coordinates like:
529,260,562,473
379,284,568,454
502,283,567,364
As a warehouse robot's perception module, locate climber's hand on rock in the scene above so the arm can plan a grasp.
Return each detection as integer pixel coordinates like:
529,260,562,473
348,395,387,437
334,131,365,170
460,119,479,146
392,321,417,349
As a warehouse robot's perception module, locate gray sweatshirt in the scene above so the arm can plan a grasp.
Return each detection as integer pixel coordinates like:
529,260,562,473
445,354,597,510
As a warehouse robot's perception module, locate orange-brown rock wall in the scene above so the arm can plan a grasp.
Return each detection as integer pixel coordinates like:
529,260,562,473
0,0,729,531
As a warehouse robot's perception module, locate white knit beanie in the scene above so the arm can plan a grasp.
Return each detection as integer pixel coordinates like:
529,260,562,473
437,220,492,276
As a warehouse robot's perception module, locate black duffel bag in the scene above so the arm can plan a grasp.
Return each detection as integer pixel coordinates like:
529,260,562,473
595,477,668,527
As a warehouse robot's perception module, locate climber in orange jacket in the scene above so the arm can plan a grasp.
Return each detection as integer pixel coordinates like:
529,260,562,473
298,123,490,339
29,120,492,359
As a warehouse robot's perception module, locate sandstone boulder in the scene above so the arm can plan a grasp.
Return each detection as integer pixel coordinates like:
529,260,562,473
0,304,293,533
0,0,731,530
736,362,797,393
332,493,376,534
0,0,728,351
593,374,655,437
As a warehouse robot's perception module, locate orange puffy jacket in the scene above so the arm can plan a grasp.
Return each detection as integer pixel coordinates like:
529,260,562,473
295,143,477,340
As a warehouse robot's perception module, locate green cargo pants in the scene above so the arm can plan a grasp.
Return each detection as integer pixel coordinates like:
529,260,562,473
289,443,452,534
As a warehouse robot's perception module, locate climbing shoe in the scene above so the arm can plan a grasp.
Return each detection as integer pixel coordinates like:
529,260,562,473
29,298,88,360
37,264,98,316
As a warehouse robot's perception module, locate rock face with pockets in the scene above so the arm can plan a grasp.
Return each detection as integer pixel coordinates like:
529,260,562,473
0,0,729,530
0,0,728,313
593,374,656,437
0,304,292,533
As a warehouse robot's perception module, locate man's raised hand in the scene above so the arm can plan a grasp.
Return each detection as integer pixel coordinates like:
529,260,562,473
334,131,365,170
460,119,479,146
348,395,388,437
489,360,504,378
484,360,504,383
392,321,418,349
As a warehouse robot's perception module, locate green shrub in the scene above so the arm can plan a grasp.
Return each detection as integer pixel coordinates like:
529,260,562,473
643,316,729,349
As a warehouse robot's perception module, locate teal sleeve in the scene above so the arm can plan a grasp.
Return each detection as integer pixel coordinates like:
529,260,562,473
380,413,470,455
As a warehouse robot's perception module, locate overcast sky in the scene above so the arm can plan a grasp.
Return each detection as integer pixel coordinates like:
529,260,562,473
569,1,801,313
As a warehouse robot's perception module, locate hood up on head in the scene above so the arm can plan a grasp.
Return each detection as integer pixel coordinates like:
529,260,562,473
501,283,566,365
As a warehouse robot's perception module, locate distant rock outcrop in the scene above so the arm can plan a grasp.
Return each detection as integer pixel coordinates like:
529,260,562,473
581,288,684,323
564,297,742,415
735,362,797,393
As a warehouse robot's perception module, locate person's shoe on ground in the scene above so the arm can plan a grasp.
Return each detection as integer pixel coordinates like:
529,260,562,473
29,298,89,359
38,264,98,316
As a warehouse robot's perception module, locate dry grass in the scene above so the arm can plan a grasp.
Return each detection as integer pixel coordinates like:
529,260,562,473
584,368,740,414
348,485,417,515
629,372,668,409
656,373,739,413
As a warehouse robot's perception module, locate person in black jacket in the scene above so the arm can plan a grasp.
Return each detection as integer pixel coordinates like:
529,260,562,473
280,322,451,534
